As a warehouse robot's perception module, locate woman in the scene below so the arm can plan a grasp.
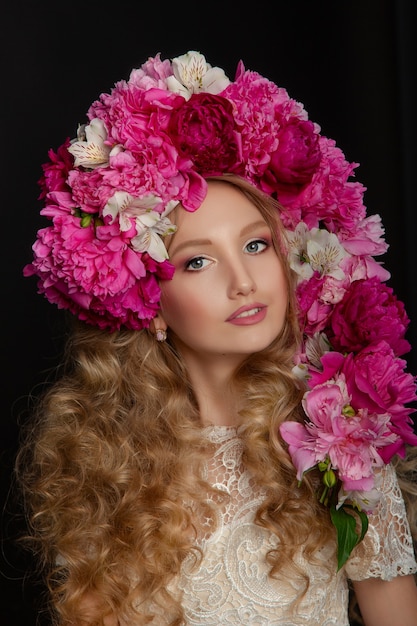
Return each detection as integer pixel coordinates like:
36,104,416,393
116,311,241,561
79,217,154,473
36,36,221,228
18,51,417,625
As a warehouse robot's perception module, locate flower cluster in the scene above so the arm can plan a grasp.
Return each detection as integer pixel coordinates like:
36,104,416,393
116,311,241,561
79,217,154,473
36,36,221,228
280,283,417,568
24,49,356,330
24,51,417,565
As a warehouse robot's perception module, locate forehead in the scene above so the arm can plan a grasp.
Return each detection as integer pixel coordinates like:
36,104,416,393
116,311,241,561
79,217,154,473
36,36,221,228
172,181,267,238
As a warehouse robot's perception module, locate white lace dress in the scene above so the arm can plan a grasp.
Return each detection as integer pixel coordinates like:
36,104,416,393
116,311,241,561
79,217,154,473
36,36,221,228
169,425,417,626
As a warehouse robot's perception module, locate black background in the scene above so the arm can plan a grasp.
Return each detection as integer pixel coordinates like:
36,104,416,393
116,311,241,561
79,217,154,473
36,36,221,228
1,1,416,623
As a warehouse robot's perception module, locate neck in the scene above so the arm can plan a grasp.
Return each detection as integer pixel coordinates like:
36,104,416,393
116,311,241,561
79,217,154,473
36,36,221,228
196,386,240,427
180,352,243,427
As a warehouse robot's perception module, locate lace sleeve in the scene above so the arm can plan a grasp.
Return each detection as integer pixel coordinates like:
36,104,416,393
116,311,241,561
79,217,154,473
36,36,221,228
345,463,417,581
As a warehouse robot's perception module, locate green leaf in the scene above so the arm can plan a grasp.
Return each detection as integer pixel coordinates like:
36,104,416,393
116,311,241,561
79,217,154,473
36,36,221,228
330,505,368,571
355,507,369,543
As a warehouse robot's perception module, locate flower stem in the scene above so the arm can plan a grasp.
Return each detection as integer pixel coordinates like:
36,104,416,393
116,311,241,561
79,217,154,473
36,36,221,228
319,485,329,506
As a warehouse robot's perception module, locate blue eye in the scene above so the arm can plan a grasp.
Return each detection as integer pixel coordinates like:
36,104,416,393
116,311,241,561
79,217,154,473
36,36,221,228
185,257,210,271
245,239,268,254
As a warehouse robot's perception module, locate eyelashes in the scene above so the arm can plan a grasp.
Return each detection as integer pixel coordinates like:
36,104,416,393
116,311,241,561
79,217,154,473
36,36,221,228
245,238,268,254
183,238,271,272
184,257,211,271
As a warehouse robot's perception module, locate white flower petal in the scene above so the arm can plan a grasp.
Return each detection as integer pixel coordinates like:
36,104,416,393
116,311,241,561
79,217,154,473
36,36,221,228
165,76,192,99
136,212,160,231
161,199,180,217
305,332,332,368
68,118,111,168
130,193,163,211
68,142,110,168
287,224,349,281
337,487,382,513
292,363,310,381
167,50,230,98
152,215,177,236
131,229,169,262
103,191,133,230
85,118,108,144
201,67,231,94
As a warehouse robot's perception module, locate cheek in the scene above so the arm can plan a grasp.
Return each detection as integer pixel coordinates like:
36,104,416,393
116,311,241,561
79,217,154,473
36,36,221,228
268,260,289,321
160,281,210,329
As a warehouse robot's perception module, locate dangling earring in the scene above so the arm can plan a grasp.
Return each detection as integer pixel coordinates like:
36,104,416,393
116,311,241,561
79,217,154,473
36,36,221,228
155,328,167,342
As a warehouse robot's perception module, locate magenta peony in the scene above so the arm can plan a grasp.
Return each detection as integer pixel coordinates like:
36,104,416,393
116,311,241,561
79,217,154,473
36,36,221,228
328,276,411,356
168,93,242,175
38,140,74,199
266,118,321,186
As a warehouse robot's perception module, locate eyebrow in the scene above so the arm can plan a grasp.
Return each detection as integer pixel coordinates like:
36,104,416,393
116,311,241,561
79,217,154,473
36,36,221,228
170,220,268,257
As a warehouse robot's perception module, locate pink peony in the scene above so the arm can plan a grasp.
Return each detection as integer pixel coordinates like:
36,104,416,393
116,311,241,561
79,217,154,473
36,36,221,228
308,347,417,461
278,420,317,480
280,378,399,491
39,190,77,220
128,52,174,89
89,83,181,150
23,214,175,331
342,254,391,283
68,168,106,213
339,214,389,257
223,68,285,180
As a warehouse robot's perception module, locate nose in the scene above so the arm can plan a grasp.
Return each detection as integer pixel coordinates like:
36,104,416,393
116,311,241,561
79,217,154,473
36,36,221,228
227,260,256,298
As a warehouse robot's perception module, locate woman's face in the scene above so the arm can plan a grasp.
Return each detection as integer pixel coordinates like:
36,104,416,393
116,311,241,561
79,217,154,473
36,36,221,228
158,181,288,368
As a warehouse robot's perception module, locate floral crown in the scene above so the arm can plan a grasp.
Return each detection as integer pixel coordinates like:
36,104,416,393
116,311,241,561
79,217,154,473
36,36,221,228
24,51,417,567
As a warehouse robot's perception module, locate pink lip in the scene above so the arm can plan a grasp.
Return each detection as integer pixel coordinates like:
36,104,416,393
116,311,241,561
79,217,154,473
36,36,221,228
227,303,267,325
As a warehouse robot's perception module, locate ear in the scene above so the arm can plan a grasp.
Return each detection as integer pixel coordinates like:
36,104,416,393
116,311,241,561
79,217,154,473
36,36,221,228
149,313,168,335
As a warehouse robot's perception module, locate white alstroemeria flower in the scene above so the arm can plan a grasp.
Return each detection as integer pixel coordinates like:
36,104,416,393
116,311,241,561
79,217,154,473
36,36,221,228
287,222,349,281
103,191,165,232
337,486,382,514
292,363,310,381
103,191,177,261
68,118,113,169
305,332,332,369
166,50,230,100
131,208,178,262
